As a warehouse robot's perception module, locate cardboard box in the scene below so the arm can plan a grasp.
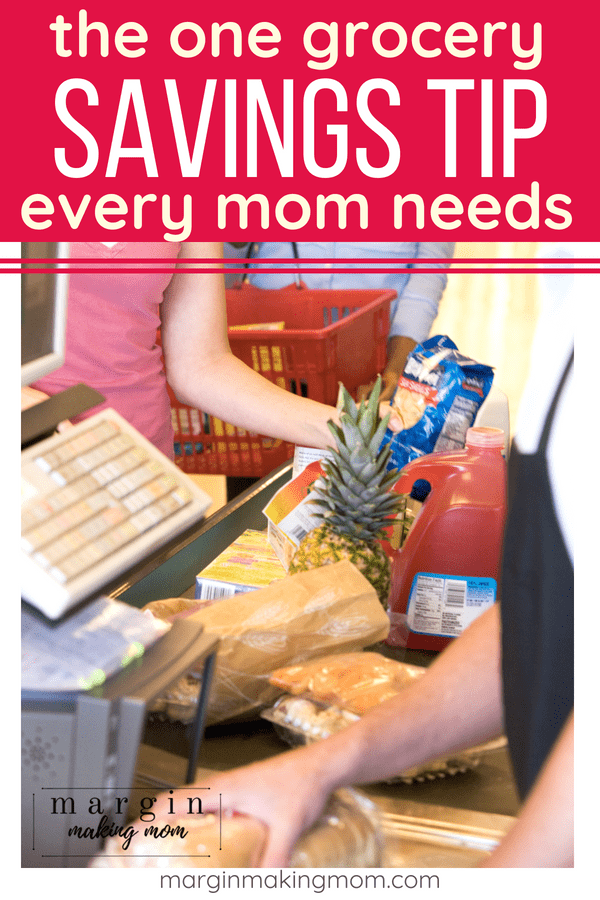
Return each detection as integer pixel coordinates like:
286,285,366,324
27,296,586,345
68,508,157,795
263,460,324,568
195,529,287,600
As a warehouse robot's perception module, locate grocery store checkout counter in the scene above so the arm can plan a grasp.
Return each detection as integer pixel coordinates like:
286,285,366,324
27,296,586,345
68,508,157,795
108,461,520,868
21,243,518,867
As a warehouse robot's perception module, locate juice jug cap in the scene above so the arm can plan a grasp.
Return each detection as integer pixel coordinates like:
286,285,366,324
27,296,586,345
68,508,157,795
465,426,505,449
410,479,431,502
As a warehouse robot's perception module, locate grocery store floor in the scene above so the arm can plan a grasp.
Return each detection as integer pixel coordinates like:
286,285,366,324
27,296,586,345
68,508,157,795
189,242,542,514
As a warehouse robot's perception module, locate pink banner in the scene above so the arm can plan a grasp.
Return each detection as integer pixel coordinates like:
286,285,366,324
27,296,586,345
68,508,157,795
2,1,598,240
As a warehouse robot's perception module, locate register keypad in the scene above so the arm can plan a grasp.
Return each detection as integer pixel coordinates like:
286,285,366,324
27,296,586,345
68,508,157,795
22,418,193,585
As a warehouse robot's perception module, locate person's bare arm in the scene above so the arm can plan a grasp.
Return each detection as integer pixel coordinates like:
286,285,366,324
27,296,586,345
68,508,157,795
162,243,402,446
154,605,504,866
480,710,574,867
161,242,338,450
380,336,417,397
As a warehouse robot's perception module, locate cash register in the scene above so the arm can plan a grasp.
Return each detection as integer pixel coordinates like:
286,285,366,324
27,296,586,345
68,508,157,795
20,243,218,867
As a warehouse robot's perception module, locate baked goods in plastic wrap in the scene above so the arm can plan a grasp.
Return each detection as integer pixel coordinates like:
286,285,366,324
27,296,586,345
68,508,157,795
264,696,484,782
90,788,381,869
269,651,425,715
262,695,360,742
263,651,424,747
264,653,483,782
144,561,390,726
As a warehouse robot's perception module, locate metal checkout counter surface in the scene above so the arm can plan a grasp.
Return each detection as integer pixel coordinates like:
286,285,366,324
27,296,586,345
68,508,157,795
109,461,521,868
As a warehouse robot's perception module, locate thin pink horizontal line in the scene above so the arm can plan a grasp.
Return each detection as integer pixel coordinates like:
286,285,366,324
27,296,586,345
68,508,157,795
6,257,600,265
6,266,600,274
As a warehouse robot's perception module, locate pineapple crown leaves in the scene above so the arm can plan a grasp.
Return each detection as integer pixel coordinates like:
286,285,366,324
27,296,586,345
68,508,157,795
310,484,401,524
320,453,397,503
328,377,391,459
306,376,404,541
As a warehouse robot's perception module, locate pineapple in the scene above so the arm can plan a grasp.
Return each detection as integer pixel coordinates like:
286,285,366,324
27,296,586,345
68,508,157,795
289,377,402,607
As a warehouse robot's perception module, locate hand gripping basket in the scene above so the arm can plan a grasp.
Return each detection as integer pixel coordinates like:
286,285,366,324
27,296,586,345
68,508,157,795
164,283,395,478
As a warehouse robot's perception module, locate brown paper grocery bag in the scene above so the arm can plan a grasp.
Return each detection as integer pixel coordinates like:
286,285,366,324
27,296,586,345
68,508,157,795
145,560,389,726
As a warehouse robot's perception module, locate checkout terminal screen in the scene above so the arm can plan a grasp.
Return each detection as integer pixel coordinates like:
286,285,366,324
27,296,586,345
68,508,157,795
21,242,59,370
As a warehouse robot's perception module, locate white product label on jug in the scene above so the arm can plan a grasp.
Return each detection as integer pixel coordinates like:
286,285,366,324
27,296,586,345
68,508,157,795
406,573,496,637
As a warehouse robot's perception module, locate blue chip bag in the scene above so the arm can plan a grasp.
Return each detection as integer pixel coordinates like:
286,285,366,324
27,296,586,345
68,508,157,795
381,335,494,470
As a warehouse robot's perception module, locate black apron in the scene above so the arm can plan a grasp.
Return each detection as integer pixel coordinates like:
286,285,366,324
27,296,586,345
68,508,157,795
501,349,574,800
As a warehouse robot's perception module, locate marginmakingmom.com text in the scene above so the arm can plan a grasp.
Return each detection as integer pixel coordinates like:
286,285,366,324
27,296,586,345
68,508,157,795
159,871,441,893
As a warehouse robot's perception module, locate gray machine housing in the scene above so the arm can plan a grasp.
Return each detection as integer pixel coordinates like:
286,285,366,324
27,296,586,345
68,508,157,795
22,620,217,868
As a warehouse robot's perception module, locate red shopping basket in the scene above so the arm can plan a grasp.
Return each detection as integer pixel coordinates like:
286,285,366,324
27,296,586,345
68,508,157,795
164,284,395,478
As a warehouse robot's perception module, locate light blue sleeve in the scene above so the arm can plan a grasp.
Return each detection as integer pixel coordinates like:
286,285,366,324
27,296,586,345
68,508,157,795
245,242,300,288
222,242,252,288
388,243,455,343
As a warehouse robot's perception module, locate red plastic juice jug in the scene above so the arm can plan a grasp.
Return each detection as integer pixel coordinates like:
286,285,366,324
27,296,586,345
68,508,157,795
385,427,508,651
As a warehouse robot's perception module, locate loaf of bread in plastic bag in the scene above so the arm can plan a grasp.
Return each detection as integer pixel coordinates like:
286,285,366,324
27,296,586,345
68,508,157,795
90,812,267,868
144,562,391,726
90,790,381,868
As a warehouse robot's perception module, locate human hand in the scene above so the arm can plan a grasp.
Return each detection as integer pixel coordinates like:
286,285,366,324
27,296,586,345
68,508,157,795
21,386,51,410
354,380,403,433
21,386,73,431
357,369,401,405
151,747,333,868
357,336,418,406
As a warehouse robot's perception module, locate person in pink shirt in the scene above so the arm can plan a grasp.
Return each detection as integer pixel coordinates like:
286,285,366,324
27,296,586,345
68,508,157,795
30,241,388,458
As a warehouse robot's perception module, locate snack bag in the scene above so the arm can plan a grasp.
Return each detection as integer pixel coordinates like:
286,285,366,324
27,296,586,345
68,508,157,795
381,335,494,470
